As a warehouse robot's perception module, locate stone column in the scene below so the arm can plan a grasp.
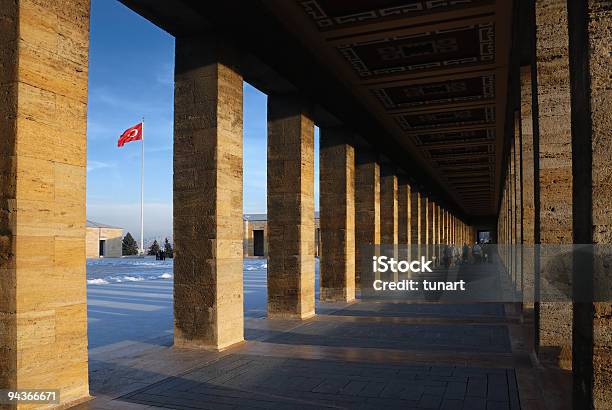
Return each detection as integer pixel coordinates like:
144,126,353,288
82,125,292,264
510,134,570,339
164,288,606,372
267,94,315,319
174,36,244,350
534,0,573,371
380,167,398,245
449,214,453,245
443,209,448,250
436,203,442,262
410,189,421,245
431,203,437,245
521,66,536,314
398,178,411,249
453,216,457,245
0,1,90,405
410,190,421,258
446,211,451,244
420,195,429,260
427,200,435,261
380,167,398,279
456,217,460,245
319,127,355,302
355,151,381,283
431,202,438,264
567,2,612,407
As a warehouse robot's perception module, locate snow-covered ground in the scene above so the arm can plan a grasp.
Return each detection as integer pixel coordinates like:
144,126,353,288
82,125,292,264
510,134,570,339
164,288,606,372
86,257,320,350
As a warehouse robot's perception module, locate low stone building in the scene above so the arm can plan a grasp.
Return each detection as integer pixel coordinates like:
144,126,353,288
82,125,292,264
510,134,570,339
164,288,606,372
86,220,123,258
244,213,320,257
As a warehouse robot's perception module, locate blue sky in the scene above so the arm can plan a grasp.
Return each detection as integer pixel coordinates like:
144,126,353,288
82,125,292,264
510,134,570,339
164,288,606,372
87,0,319,243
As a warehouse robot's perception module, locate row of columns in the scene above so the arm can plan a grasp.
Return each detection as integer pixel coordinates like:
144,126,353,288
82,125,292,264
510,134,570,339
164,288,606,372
497,1,611,407
0,1,475,407
171,33,477,354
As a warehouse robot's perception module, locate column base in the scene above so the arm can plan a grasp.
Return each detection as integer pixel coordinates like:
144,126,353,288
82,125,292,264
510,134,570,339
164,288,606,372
320,288,356,303
267,311,316,320
173,338,246,352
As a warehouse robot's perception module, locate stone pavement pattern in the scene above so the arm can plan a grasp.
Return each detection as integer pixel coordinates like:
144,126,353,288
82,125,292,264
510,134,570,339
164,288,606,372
122,354,520,410
77,299,538,409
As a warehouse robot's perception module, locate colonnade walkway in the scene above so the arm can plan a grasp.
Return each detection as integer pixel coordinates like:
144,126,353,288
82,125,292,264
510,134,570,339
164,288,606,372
77,266,567,410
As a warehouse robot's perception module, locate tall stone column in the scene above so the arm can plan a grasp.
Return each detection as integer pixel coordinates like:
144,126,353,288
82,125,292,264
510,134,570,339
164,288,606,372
420,195,429,259
454,216,458,245
398,178,411,248
380,167,398,279
521,66,536,314
319,127,355,302
174,36,244,350
410,190,421,258
380,167,398,245
442,208,448,244
457,217,460,244
534,0,573,370
267,94,315,319
427,200,435,261
449,214,453,245
355,151,381,283
566,2,612,407
0,1,90,406
430,203,437,246
446,211,454,245
436,204,442,262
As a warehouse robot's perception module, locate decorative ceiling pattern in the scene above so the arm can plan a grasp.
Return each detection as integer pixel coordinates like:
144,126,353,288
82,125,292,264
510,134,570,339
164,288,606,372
372,75,495,109
268,0,510,216
337,24,495,78
395,106,496,130
300,0,495,30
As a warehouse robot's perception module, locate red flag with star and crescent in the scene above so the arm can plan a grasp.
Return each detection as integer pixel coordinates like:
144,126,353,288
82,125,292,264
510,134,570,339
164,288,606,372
117,122,143,147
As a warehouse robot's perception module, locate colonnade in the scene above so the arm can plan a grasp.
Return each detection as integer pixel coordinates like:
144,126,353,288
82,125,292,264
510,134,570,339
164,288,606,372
2,0,609,408
170,32,476,355
497,1,611,407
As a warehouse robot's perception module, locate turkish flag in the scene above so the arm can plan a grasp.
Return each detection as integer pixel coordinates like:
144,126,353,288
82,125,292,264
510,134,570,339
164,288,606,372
117,122,143,147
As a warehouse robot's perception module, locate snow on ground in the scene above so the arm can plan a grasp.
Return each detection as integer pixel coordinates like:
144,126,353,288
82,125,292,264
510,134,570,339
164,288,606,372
86,257,319,349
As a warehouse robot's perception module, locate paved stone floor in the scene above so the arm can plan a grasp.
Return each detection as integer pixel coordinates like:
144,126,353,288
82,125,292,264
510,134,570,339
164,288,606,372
121,354,520,410
77,262,571,410
77,301,569,410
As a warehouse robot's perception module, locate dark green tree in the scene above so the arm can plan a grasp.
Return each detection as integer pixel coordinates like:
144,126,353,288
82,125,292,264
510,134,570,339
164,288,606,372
164,237,174,258
122,232,139,256
148,239,160,256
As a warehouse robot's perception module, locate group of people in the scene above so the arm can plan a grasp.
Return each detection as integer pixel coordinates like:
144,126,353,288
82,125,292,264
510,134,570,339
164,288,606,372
155,250,168,260
441,241,491,267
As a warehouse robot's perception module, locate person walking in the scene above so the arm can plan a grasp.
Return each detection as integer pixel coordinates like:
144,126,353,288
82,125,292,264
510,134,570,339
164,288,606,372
472,242,482,264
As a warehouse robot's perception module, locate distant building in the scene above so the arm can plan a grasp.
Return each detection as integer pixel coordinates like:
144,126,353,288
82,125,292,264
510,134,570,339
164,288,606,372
86,220,123,258
243,213,320,257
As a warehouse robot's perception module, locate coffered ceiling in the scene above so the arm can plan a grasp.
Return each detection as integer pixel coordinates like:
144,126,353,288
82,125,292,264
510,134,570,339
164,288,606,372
263,0,513,216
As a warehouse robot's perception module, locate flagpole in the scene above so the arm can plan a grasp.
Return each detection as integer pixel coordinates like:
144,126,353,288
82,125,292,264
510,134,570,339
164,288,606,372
140,117,145,255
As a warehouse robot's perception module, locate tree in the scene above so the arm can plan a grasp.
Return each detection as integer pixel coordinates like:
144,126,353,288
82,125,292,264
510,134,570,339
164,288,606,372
148,240,160,256
122,232,139,256
164,238,174,258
